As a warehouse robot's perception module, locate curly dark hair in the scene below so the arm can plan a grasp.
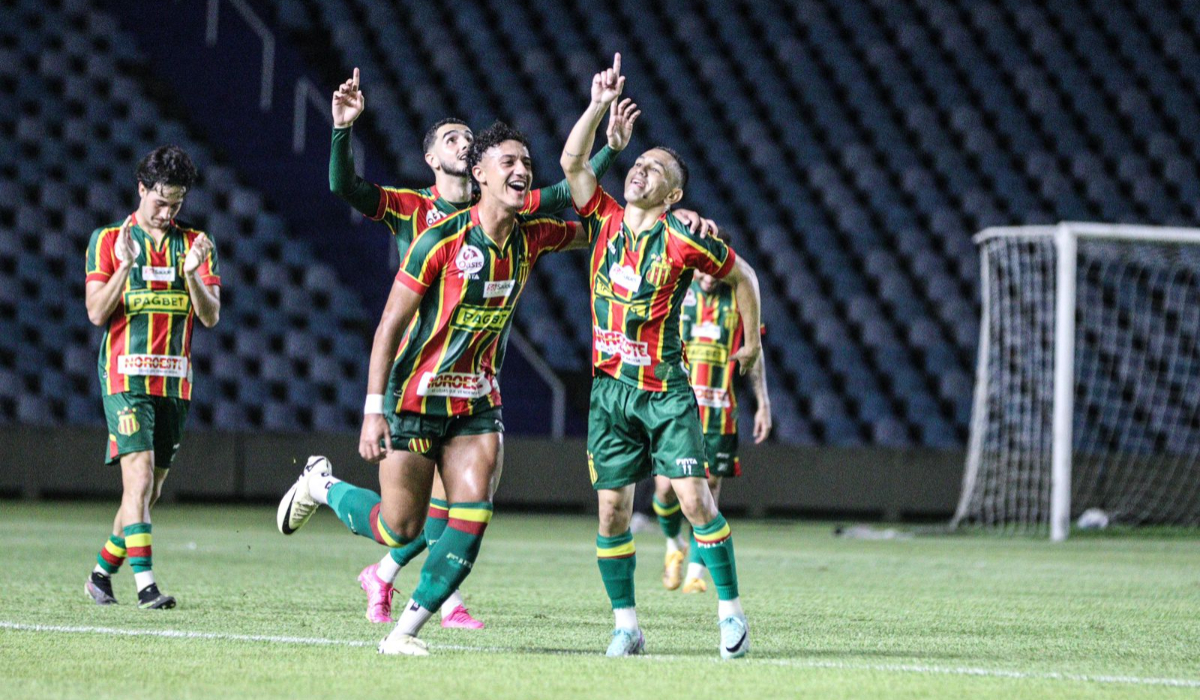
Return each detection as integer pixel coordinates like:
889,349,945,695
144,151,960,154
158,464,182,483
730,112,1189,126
466,121,530,181
136,145,198,192
423,117,471,154
652,145,689,191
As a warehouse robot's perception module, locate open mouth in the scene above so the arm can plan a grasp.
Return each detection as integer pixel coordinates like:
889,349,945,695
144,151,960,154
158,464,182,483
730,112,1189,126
507,179,528,195
630,177,646,189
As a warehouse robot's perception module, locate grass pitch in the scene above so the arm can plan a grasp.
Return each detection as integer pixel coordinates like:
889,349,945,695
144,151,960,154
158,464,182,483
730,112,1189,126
2,501,1199,699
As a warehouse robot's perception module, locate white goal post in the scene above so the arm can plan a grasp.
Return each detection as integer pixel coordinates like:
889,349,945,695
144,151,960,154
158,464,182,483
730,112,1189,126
952,223,1200,540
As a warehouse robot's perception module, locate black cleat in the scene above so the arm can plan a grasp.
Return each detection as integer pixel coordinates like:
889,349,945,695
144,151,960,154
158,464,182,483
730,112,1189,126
85,572,118,605
137,583,176,610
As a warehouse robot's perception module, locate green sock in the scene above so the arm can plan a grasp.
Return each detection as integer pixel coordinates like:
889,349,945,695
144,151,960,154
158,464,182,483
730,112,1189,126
388,498,448,567
123,523,153,573
688,529,703,565
410,502,492,611
327,482,409,547
95,534,126,575
652,497,682,539
596,530,636,609
693,514,739,600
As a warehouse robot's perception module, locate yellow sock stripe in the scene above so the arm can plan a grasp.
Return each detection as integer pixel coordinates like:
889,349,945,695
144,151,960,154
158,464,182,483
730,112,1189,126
124,533,152,549
693,523,731,544
104,541,127,558
375,514,404,548
447,507,493,524
652,500,681,517
596,541,636,558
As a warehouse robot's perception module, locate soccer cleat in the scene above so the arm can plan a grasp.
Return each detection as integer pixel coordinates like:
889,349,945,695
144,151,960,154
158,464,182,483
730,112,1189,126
378,629,430,656
682,577,708,594
277,456,333,535
441,604,485,629
605,628,645,657
662,550,685,590
719,615,750,660
137,583,176,610
85,572,118,605
358,564,395,623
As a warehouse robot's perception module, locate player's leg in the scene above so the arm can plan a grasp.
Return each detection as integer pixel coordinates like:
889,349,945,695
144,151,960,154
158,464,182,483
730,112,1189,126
684,473,721,593
685,431,735,593
653,474,687,590
436,434,498,629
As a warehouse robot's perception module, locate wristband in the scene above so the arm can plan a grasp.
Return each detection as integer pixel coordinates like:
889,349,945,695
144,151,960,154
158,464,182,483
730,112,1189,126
364,394,384,415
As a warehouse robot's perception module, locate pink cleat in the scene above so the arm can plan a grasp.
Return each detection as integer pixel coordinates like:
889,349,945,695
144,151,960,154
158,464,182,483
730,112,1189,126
441,604,485,629
358,564,394,623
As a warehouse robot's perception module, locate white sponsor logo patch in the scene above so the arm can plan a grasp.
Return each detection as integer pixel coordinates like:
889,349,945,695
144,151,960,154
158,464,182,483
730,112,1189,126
675,457,700,475
118,354,189,378
691,322,722,341
416,371,493,399
483,279,515,298
594,328,651,366
455,245,485,278
426,208,447,226
608,263,642,294
693,386,731,409
142,266,176,283
683,288,697,306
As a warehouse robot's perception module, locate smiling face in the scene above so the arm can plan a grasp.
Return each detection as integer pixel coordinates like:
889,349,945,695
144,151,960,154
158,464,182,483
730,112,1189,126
472,139,531,211
623,148,684,208
425,123,473,177
136,182,186,230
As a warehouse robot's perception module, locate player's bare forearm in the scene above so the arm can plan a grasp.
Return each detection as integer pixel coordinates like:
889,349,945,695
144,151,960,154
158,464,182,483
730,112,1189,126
725,257,763,374
185,272,221,327
85,265,132,326
560,101,608,208
366,280,422,395
750,350,770,411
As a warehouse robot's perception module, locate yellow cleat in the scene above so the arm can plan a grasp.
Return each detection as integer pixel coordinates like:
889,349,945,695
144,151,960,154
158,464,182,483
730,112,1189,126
662,550,685,590
682,577,708,594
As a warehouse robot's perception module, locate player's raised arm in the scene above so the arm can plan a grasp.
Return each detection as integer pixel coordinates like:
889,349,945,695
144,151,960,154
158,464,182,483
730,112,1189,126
329,68,383,217
723,256,763,377
359,278,422,463
561,53,627,209
84,217,137,326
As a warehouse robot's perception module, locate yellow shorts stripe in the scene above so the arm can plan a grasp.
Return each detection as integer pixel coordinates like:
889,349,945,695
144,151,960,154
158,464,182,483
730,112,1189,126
124,533,152,548
104,541,127,558
694,523,731,543
596,541,636,559
447,507,493,524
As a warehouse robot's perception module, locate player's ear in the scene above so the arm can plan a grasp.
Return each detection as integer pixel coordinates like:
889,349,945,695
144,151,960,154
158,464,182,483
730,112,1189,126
137,181,147,198
472,162,486,186
424,151,438,171
665,187,683,207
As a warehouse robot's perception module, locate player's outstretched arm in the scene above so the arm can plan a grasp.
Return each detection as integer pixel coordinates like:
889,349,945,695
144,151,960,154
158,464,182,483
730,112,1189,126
561,53,626,209
85,216,136,326
724,256,763,377
329,68,382,217
359,279,422,463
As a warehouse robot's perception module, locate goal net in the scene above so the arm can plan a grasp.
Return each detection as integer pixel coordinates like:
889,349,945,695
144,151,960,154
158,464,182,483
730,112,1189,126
952,223,1200,539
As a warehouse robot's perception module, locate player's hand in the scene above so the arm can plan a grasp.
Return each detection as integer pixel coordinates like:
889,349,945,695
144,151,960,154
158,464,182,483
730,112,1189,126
359,413,393,463
183,233,212,274
332,68,365,128
605,97,640,151
113,215,139,267
730,342,761,377
591,53,625,107
673,209,719,239
753,404,772,444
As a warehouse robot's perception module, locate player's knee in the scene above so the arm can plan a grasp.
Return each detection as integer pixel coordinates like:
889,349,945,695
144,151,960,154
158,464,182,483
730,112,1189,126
598,503,631,535
382,510,424,542
678,492,716,525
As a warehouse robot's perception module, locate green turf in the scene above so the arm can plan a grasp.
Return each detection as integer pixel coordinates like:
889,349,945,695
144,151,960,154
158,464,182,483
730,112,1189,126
2,501,1199,699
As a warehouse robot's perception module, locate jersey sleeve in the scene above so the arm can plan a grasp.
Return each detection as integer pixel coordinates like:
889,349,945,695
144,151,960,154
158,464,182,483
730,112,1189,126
329,126,384,217
524,145,620,215
375,187,427,227
523,215,576,256
665,216,737,277
396,228,454,293
196,233,221,286
85,227,117,283
574,186,622,245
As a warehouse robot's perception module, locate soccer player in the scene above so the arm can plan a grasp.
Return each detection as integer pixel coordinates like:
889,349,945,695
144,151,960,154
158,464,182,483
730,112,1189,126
657,270,772,593
560,55,764,659
323,68,714,626
279,121,588,656
83,145,221,609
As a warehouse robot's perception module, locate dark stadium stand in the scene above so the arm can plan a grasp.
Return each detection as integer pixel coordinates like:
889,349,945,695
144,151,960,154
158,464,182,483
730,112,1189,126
2,0,1199,447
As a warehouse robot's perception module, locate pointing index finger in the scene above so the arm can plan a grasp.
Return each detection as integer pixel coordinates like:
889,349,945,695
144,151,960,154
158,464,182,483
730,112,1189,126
352,67,360,90
613,52,621,77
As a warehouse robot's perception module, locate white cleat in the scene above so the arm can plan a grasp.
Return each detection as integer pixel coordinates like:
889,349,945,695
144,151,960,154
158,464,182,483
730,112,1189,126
378,629,430,656
276,456,333,535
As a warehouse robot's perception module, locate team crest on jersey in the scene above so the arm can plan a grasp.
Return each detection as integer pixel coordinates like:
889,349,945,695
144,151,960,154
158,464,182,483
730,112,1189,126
117,407,140,437
426,208,448,226
456,244,485,279
645,255,672,287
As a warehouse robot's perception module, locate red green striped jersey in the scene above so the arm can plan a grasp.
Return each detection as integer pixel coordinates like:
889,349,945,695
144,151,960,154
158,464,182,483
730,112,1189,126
577,188,737,392
680,282,743,434
85,215,220,400
390,205,575,417
372,184,569,258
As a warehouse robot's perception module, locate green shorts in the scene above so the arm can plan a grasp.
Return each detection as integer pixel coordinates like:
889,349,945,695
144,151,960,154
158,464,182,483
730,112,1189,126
387,406,504,457
586,374,708,490
102,392,190,468
705,432,741,478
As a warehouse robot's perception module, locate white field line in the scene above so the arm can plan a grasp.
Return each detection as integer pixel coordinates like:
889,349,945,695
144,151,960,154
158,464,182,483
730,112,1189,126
3,621,1200,688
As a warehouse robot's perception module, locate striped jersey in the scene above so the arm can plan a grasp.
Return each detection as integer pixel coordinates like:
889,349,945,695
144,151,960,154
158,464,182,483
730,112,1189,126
577,187,736,392
680,281,743,434
85,215,220,400
390,205,574,417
